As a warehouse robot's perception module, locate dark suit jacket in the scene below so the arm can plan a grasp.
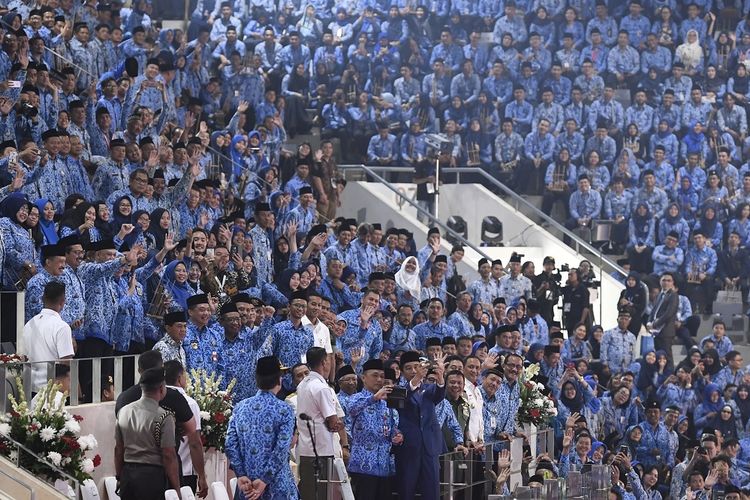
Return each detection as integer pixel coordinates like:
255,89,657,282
395,381,446,457
648,289,678,338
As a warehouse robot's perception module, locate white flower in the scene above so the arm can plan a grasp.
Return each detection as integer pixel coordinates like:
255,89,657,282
63,420,80,434
40,426,57,442
81,458,95,474
77,434,98,451
9,450,18,463
61,457,71,466
200,411,211,421
0,423,11,436
47,451,62,466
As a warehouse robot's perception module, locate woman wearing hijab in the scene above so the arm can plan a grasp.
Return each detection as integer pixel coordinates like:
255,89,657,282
229,134,250,183
272,235,301,278
693,203,724,248
147,208,170,250
110,196,144,249
94,201,114,240
728,64,750,105
58,202,101,245
635,350,659,399
709,404,740,442
35,198,58,246
730,384,750,434
0,194,36,290
612,147,640,189
680,121,709,161
695,383,725,436
658,202,690,248
702,64,727,99
556,378,597,435
161,260,195,311
675,29,704,76
395,256,421,309
599,385,638,440
702,348,723,381
618,273,647,334
281,63,313,138
675,176,699,227
468,303,488,337
654,350,674,386
627,203,655,274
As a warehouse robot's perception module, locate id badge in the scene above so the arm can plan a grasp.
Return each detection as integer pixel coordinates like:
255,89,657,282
564,303,571,313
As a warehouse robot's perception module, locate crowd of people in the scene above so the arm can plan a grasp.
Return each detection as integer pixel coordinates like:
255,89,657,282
3,0,750,498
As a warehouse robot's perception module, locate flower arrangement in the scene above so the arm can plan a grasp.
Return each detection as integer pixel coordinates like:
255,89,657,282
0,353,27,373
516,363,557,426
185,369,236,452
0,378,100,483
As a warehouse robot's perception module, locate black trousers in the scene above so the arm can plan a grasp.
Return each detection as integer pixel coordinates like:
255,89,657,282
350,472,392,500
120,463,167,500
76,338,113,403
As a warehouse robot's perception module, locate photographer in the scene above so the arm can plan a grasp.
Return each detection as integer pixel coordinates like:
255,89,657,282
561,268,591,335
532,256,562,326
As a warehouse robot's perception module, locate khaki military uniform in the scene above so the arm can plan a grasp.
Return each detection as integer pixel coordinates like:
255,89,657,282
116,396,176,500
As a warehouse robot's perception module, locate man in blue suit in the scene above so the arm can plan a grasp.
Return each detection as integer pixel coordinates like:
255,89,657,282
394,350,446,500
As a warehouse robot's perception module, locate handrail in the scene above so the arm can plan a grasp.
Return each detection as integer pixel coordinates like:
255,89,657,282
339,164,492,262
0,463,35,500
0,354,141,407
3,434,81,498
340,164,627,279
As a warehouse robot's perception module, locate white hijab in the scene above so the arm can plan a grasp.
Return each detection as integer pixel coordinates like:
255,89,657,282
676,30,703,69
395,256,421,299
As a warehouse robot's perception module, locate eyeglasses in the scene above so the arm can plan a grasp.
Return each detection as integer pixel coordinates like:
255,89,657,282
721,410,732,413
223,317,241,323
505,363,522,370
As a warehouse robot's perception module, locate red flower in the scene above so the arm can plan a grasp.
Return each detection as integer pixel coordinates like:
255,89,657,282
213,413,226,424
524,382,534,390
93,455,101,467
72,415,84,422
530,409,541,418
61,436,80,454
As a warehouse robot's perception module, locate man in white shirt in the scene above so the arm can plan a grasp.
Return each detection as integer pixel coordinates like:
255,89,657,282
463,355,485,448
22,281,75,392
296,347,343,500
301,291,334,381
164,360,202,493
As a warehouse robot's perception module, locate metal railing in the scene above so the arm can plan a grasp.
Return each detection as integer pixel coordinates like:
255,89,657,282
339,164,627,325
438,428,556,498
0,354,140,409
337,164,492,262
2,434,82,499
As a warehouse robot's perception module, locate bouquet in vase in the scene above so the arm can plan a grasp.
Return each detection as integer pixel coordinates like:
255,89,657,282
0,353,27,374
185,369,236,452
516,363,557,427
0,378,100,483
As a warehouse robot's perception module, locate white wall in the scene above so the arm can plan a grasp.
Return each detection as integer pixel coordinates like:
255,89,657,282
340,182,624,330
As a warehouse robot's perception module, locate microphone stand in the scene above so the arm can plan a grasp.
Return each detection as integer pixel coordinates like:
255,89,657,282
304,418,322,499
